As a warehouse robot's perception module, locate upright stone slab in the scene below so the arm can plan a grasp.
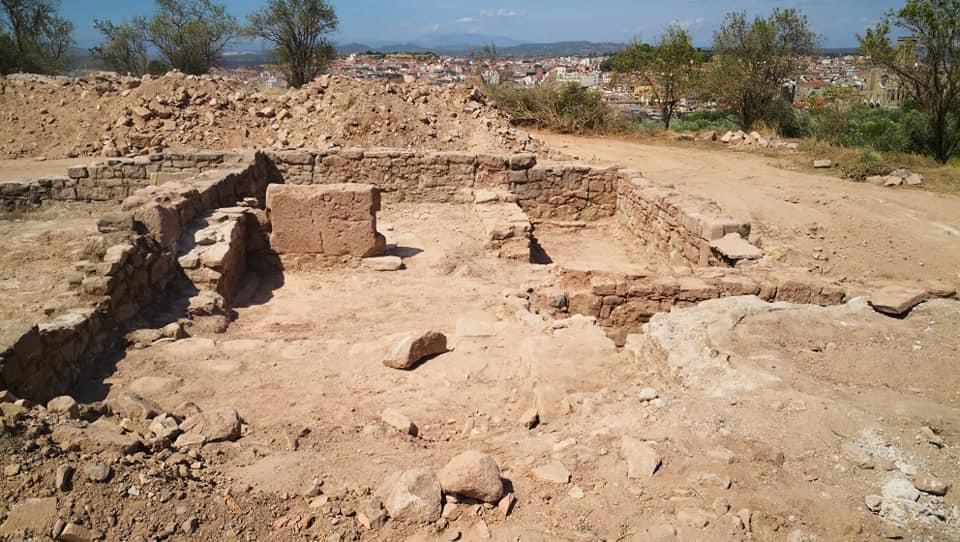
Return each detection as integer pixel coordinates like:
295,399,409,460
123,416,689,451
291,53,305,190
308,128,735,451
266,183,384,257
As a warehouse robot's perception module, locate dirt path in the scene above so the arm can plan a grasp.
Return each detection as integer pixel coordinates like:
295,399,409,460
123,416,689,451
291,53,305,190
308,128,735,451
538,132,960,285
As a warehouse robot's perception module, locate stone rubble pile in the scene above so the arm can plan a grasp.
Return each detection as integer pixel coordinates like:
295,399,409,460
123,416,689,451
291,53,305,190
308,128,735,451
0,72,539,160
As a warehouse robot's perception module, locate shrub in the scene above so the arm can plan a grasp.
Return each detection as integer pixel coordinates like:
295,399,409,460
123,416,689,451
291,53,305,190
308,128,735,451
809,105,929,154
671,110,740,133
486,83,615,134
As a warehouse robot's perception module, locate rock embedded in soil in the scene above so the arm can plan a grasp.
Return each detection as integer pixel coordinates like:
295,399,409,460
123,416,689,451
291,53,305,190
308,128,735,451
438,450,505,503
363,256,404,271
519,408,539,429
46,396,79,419
530,461,571,484
179,407,242,443
381,408,418,436
383,468,443,523
882,478,921,502
913,476,949,496
868,287,928,317
382,331,448,370
621,436,662,478
55,464,74,491
83,461,111,483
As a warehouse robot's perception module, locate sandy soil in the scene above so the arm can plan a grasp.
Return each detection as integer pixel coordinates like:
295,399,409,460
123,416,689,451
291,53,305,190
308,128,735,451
538,133,960,286
0,203,114,325
0,158,79,182
74,203,960,541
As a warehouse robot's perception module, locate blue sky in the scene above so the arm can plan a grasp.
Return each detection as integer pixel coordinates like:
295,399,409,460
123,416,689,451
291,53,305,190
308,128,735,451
61,0,904,48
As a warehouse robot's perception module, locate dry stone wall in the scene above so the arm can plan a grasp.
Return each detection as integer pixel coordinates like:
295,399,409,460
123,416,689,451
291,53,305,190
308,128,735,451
617,173,753,267
0,151,247,211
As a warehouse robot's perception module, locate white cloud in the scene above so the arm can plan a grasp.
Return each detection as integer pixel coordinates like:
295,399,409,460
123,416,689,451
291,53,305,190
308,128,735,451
480,9,526,18
670,17,706,30
456,17,477,24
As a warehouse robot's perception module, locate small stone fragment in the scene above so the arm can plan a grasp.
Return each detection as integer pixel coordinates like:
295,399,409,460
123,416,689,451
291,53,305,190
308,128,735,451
519,408,539,429
621,436,662,478
179,407,242,442
530,461,571,484
498,493,516,517
58,522,93,542
438,451,504,503
913,476,949,496
383,468,442,523
475,519,491,539
358,500,388,530
637,388,659,402
865,495,883,512
383,331,448,370
363,256,404,271
55,464,75,491
381,409,418,436
83,461,111,483
47,396,80,419
882,478,920,502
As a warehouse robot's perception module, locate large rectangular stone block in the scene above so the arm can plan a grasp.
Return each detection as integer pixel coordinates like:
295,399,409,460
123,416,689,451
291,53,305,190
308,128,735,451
266,183,383,257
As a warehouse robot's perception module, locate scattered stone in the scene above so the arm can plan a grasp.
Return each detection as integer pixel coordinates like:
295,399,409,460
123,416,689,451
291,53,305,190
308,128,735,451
382,331,448,369
381,408,418,436
55,464,75,491
677,508,712,528
0,390,17,403
905,173,924,186
519,408,539,429
710,233,763,261
179,407,242,442
52,419,142,455
637,388,659,402
363,256,404,271
96,212,134,233
530,461,571,484
869,287,928,316
913,476,949,496
441,502,461,521
46,396,80,419
383,468,442,523
706,447,738,464
112,392,162,419
83,461,111,483
182,517,199,534
357,500,388,530
621,436,662,478
497,493,516,518
173,432,205,449
865,495,883,512
58,522,93,542
438,451,505,503
3,464,20,477
568,486,585,499
813,159,832,168
882,478,920,502
919,426,945,448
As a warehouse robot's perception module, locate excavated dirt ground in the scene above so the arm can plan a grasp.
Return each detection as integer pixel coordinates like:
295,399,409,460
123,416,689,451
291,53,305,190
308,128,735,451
0,202,114,325
30,203,953,542
1,76,960,542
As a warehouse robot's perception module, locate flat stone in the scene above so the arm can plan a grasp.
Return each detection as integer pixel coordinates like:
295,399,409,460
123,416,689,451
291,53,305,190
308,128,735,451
438,451,505,503
51,419,143,455
381,408,418,436
882,478,920,502
621,436,662,478
363,256,404,271
357,500,387,530
382,331,447,370
710,233,763,261
0,497,57,536
179,407,242,442
637,388,659,402
530,461,571,484
59,522,94,542
884,176,904,187
813,159,832,168
868,287,928,316
383,468,442,524
678,508,712,528
913,476,949,496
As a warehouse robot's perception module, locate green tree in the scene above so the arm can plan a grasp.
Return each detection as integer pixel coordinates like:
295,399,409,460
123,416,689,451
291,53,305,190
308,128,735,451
709,9,818,131
860,0,960,163
0,0,73,74
608,27,702,129
137,0,239,75
90,19,149,76
246,0,338,88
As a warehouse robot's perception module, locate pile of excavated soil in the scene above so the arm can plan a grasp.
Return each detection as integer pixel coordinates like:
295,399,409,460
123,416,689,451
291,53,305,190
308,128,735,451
0,72,538,160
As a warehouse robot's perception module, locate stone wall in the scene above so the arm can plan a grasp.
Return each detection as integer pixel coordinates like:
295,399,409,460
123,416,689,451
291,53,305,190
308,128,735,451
0,155,268,402
617,172,753,267
0,151,247,211
264,148,619,222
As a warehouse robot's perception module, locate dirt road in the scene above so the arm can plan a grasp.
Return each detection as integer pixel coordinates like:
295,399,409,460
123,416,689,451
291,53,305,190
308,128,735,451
539,132,960,286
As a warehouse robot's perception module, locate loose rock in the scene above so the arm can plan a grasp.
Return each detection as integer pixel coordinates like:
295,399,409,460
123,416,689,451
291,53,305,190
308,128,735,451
383,331,448,369
530,461,571,484
438,450,505,503
383,468,442,523
381,408,418,436
621,436,662,478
